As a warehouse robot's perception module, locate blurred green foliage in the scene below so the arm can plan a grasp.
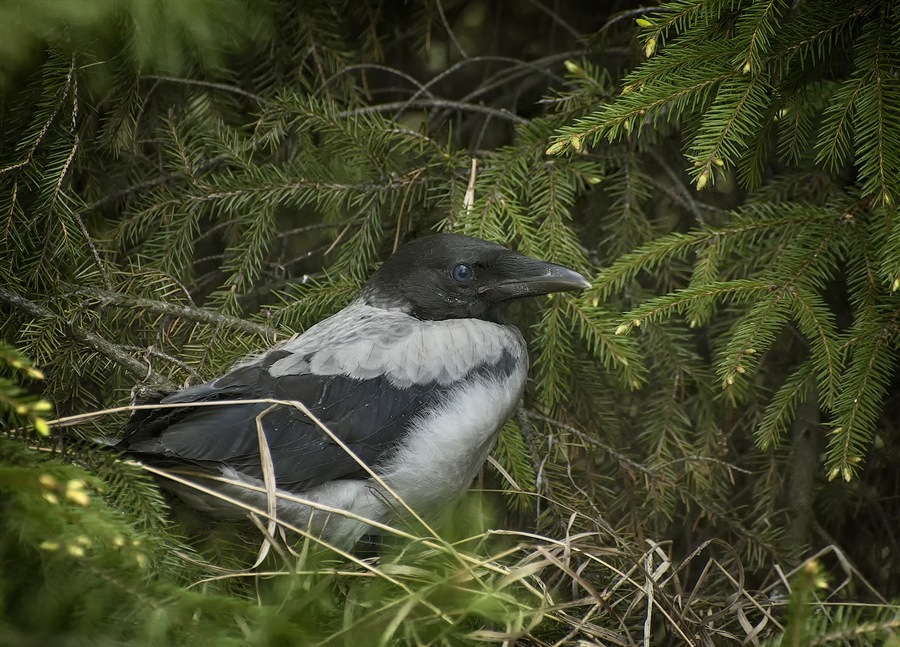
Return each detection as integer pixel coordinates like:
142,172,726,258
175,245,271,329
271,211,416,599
0,0,269,91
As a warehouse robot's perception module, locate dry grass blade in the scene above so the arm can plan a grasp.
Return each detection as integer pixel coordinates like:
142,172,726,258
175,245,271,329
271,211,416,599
32,398,898,646
49,398,441,539
251,404,280,567
137,462,459,628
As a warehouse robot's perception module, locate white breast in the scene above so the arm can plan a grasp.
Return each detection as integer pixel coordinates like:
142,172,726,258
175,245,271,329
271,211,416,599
377,365,527,511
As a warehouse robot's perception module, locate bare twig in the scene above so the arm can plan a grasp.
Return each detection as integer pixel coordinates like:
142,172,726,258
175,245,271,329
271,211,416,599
435,0,467,58
314,64,436,100
463,158,478,216
524,0,586,44
340,99,528,125
394,53,573,123
599,7,676,34
648,150,720,224
142,75,267,104
117,345,202,381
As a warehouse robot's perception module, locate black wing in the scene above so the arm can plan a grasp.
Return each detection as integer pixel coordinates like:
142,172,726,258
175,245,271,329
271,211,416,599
119,354,444,492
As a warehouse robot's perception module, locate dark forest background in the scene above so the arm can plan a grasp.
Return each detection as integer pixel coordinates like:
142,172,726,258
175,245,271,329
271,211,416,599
1,1,898,645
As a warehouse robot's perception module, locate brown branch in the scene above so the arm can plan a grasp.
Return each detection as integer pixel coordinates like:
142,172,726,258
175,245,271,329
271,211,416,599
435,0,467,58
0,286,178,391
524,0,586,44
142,76,267,104
72,286,276,339
339,99,529,125
87,158,224,211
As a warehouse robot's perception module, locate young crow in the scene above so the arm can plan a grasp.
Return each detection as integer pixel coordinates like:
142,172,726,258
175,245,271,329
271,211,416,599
119,234,590,549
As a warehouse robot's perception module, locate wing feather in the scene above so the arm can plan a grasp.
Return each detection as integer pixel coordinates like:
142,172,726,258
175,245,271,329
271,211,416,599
120,362,443,492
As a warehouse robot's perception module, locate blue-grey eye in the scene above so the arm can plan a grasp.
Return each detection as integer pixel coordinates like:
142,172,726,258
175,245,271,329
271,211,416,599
452,264,474,283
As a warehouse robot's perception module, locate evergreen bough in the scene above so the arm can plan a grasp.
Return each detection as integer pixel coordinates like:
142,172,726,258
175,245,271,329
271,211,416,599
1,1,897,645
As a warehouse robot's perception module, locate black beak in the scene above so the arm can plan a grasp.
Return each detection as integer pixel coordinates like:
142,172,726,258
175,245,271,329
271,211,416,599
481,253,591,299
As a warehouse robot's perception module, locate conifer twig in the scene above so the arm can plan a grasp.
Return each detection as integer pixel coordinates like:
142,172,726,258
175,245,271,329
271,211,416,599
71,286,275,339
0,286,177,390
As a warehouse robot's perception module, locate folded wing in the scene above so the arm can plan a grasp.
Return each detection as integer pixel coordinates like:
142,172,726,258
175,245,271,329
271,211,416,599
119,353,443,492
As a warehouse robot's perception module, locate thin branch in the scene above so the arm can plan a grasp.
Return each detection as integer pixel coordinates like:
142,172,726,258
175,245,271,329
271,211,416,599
118,345,202,380
71,286,276,339
599,7,676,34
398,53,573,120
0,58,74,176
524,0,586,44
314,64,436,100
277,222,349,239
340,99,528,125
142,75,267,104
0,286,178,390
87,158,224,211
435,0,467,58
75,210,113,290
648,150,720,224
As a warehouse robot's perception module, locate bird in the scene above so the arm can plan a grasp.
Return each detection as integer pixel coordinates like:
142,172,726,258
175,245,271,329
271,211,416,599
117,233,590,550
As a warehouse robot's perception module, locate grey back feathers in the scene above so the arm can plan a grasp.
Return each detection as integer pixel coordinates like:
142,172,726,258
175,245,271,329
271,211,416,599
267,303,524,388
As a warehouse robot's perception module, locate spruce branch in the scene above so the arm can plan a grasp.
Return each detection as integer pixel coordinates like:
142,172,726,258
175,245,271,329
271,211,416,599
733,0,783,73
756,357,816,450
851,9,900,206
566,297,646,389
0,53,75,176
0,286,177,390
617,280,771,332
827,304,900,480
816,75,866,172
785,288,842,407
71,286,276,338
687,73,773,188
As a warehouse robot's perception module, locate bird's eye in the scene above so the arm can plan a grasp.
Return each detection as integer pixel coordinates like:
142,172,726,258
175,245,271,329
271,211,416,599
451,264,474,283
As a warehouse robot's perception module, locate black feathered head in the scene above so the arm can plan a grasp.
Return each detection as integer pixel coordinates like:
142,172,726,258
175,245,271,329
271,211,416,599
359,234,590,321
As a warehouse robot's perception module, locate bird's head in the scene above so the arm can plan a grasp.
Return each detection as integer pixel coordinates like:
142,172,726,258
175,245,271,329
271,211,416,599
358,234,591,321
